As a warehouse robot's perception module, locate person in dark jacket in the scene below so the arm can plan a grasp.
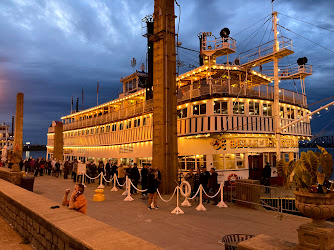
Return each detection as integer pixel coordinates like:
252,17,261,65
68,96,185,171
130,163,140,194
263,162,271,193
147,168,159,210
194,168,201,199
141,164,149,196
105,160,112,186
208,168,219,205
111,163,118,178
97,161,105,185
200,166,210,202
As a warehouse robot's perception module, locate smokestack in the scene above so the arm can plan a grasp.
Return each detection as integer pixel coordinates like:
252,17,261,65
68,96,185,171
198,34,204,66
11,116,14,136
146,19,154,100
76,98,79,112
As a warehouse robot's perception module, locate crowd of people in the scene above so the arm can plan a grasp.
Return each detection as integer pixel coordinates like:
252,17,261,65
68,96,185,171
18,157,221,208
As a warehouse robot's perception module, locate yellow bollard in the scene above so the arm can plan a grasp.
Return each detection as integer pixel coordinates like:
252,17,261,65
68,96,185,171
93,188,105,202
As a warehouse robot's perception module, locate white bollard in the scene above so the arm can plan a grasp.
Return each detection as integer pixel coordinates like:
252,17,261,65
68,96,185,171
122,176,128,196
97,173,105,189
171,186,184,215
195,185,206,211
111,173,118,191
81,174,87,188
217,182,228,208
124,177,134,201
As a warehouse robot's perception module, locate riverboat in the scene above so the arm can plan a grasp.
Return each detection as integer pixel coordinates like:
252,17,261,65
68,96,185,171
47,11,312,182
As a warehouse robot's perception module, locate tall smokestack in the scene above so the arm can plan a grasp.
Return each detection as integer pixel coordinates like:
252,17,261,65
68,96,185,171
146,18,154,100
76,98,79,112
11,116,14,136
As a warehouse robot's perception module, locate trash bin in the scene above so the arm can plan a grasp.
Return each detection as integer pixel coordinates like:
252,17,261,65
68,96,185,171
221,234,255,250
20,176,35,192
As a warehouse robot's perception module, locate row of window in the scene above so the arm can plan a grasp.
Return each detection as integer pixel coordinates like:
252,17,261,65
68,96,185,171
64,117,150,138
177,101,305,119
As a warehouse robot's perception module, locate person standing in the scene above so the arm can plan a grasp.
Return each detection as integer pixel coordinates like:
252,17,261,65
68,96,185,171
141,164,149,196
117,164,125,189
111,162,118,178
72,160,78,182
97,161,105,185
200,166,210,202
208,168,219,205
55,160,61,178
105,160,112,185
147,168,159,210
263,162,272,193
131,163,140,194
194,168,201,199
185,168,195,196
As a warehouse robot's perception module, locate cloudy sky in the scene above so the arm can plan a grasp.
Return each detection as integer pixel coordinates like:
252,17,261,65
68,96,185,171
0,0,333,144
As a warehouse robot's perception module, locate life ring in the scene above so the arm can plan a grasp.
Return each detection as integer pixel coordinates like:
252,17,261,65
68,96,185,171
179,181,191,197
228,173,238,185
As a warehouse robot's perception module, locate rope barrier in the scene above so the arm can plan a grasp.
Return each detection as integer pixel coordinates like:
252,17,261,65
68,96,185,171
202,186,222,199
129,179,148,192
188,186,201,200
110,173,118,192
102,174,113,183
157,187,177,203
85,172,101,180
115,175,126,187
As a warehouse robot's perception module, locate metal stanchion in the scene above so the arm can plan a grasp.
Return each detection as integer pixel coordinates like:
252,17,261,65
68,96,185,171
171,186,184,215
195,185,206,211
111,173,118,191
124,176,134,201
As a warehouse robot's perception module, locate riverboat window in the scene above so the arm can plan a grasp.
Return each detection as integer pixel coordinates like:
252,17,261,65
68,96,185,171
90,128,94,134
249,102,259,115
95,127,99,134
213,153,245,170
193,104,206,116
214,101,228,114
178,155,206,170
126,120,132,129
106,125,110,132
112,124,117,131
177,108,188,118
136,157,152,168
78,130,81,136
86,129,89,135
119,122,124,131
126,79,136,92
74,131,77,136
297,110,303,118
100,126,105,133
233,102,244,114
143,117,150,126
280,106,284,118
134,118,140,127
287,107,295,119
263,103,272,116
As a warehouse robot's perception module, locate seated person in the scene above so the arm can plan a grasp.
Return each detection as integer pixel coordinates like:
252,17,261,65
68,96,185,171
62,184,87,215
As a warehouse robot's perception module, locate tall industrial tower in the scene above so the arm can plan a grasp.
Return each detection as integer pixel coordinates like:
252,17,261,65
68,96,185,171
152,0,178,193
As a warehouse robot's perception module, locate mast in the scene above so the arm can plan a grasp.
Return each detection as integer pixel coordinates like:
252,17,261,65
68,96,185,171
273,11,281,160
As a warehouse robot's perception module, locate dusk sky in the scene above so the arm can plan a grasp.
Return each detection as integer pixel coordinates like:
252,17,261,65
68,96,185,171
0,0,333,144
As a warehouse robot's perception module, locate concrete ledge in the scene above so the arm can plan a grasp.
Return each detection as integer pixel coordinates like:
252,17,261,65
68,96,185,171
0,179,160,250
0,167,24,185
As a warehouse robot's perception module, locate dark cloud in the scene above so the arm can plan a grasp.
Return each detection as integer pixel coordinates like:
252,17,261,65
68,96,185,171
0,0,333,144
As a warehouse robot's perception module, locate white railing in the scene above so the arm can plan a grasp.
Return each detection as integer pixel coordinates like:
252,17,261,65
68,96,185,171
239,36,293,65
63,100,153,131
177,80,307,108
262,64,312,78
202,36,236,53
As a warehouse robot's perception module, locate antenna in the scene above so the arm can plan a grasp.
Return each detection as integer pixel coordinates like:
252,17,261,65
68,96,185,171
131,58,136,72
140,63,145,72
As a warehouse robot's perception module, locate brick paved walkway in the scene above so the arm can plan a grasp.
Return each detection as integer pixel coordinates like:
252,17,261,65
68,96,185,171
33,175,318,249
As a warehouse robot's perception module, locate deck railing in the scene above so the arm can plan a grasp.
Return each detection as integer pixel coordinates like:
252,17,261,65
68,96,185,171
202,36,236,53
177,80,307,107
239,36,293,65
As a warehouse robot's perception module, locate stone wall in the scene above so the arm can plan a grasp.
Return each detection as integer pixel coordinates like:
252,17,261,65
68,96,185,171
0,167,24,185
0,179,160,250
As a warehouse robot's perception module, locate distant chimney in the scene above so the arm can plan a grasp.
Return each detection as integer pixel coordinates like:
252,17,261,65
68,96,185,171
11,116,14,136
76,98,79,112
